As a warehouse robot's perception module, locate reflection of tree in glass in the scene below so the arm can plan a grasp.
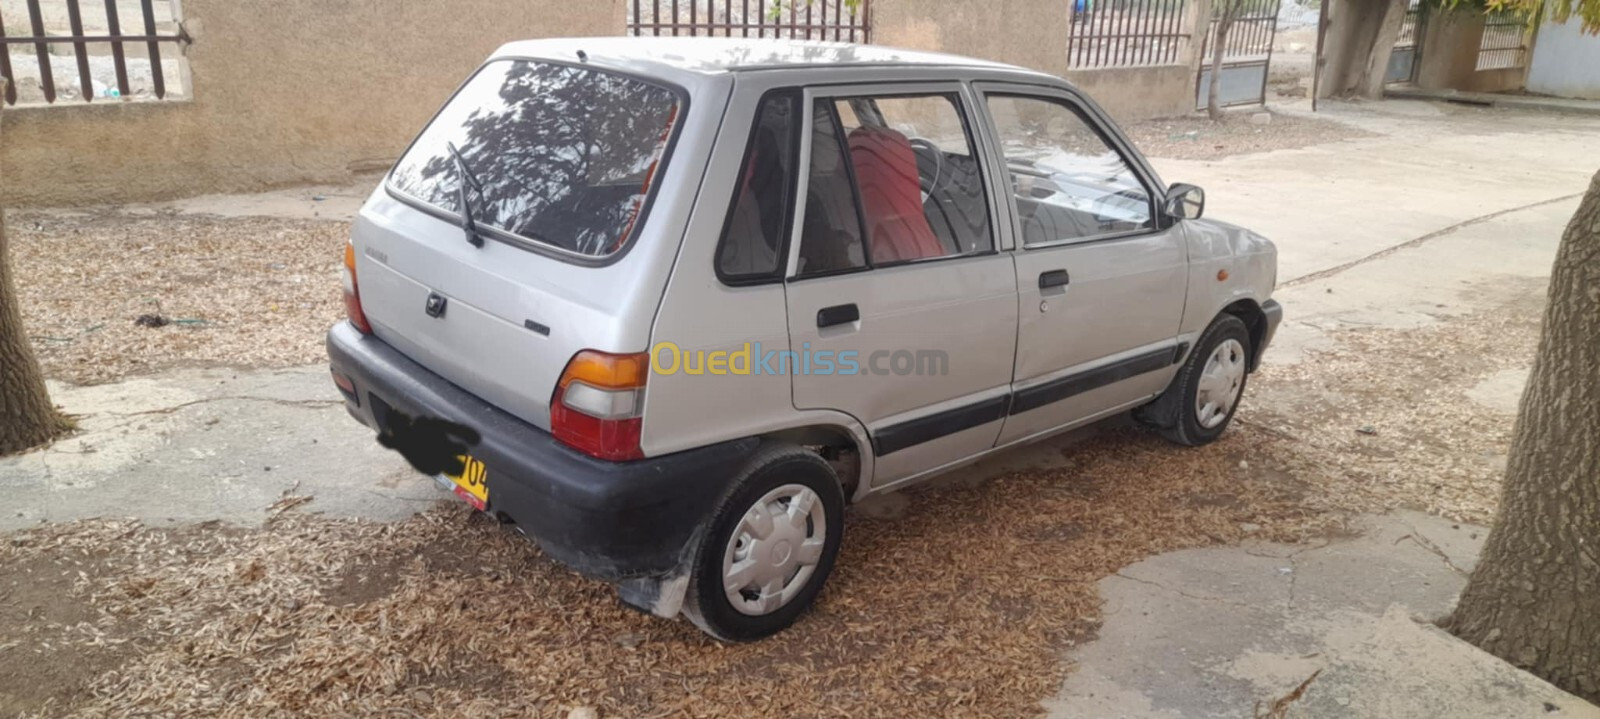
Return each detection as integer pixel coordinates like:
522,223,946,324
390,61,680,257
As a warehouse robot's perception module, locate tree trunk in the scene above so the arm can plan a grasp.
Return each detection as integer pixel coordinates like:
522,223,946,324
1444,170,1600,704
1315,0,1408,99
0,84,71,455
1207,3,1237,121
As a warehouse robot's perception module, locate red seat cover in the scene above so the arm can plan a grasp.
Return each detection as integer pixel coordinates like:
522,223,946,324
848,127,945,264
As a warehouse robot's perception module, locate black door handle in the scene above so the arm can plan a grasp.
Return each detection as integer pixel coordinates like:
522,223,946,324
1039,269,1071,289
817,304,860,328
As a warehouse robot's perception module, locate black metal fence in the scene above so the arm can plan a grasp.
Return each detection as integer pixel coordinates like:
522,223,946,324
628,0,871,42
0,0,188,106
1476,12,1529,70
1067,0,1191,69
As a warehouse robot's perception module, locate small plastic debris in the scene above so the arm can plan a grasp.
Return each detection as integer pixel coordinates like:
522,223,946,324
312,195,327,202
1356,425,1378,436
133,314,169,328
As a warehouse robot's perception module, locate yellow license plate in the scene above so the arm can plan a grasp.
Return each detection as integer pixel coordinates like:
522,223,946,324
445,455,489,509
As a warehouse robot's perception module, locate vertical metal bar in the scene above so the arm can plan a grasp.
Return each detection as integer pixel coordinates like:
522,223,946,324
138,0,165,99
1141,0,1156,65
26,0,55,103
0,11,15,106
1170,0,1186,64
1312,0,1328,111
863,0,871,43
689,0,697,35
848,2,856,42
741,0,749,36
65,0,93,101
805,0,812,40
671,0,679,36
788,0,795,41
1259,1,1278,106
632,0,640,35
652,0,660,36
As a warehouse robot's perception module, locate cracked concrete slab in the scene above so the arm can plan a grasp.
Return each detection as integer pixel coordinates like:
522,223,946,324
0,366,446,531
1045,512,1600,718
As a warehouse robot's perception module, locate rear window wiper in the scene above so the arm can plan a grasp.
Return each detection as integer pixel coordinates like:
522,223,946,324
446,141,487,248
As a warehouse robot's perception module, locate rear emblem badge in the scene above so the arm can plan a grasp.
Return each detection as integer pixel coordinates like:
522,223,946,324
425,292,447,318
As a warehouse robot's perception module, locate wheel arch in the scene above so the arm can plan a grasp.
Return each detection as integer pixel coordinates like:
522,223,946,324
758,423,868,501
1221,298,1269,372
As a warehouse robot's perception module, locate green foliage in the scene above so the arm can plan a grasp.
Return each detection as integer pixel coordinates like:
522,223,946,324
1434,0,1600,32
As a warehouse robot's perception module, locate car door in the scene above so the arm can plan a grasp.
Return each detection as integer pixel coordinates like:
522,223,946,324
974,84,1189,447
784,83,1019,487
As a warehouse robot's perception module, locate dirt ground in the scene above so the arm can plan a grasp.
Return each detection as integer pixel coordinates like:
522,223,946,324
1123,110,1375,162
0,279,1542,717
10,210,346,385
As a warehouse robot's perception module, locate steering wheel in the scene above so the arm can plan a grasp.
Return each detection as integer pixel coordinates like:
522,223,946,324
907,137,945,204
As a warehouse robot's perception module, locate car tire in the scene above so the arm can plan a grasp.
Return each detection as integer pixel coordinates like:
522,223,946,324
682,443,845,642
1139,314,1252,447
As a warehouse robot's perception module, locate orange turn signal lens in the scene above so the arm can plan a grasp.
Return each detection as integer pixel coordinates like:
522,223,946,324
558,350,650,390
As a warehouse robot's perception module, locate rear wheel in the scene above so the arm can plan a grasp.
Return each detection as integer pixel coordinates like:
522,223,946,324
682,444,845,642
1139,314,1252,446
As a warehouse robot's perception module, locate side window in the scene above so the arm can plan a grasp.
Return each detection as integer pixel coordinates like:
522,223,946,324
985,94,1154,246
833,94,994,265
716,92,800,282
795,102,870,276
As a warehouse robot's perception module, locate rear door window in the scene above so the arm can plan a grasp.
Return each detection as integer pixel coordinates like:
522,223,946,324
389,60,682,258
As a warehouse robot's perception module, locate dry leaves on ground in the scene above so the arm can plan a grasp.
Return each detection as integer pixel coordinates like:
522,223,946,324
11,210,347,385
0,424,1325,719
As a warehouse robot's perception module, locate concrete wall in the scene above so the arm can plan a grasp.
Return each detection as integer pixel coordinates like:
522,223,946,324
1066,65,1197,121
1526,17,1600,100
872,0,1200,123
873,0,1070,78
5,0,624,207
1415,10,1529,94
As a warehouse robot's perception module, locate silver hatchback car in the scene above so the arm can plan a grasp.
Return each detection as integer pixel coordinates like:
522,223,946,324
328,37,1282,641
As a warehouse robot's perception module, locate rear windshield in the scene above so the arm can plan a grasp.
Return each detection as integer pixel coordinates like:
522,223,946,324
388,59,682,258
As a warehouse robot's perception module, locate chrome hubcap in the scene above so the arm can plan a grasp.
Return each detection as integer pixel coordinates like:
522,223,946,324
1196,338,1247,430
722,484,827,616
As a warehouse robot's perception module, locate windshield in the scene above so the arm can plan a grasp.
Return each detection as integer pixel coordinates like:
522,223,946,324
388,59,682,258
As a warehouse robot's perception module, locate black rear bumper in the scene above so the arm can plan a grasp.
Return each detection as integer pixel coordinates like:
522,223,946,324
326,322,755,581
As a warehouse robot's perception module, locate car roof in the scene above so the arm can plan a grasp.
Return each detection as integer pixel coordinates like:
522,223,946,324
492,36,1041,77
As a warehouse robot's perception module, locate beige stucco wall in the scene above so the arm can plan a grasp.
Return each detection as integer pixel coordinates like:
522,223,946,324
1065,65,1197,122
1415,10,1530,94
5,0,625,207
872,0,1070,78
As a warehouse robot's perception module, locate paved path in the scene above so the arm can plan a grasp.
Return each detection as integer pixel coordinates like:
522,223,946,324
1046,512,1600,719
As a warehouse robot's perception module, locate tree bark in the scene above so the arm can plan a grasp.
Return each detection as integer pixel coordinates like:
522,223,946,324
1444,170,1600,704
1316,0,1408,99
1207,2,1238,121
0,84,71,455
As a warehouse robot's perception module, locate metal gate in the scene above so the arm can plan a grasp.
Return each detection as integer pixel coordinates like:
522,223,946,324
627,0,870,41
1195,0,1282,110
1385,0,1426,84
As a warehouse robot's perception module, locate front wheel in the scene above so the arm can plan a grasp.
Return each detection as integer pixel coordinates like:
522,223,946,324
1139,314,1252,446
682,444,845,642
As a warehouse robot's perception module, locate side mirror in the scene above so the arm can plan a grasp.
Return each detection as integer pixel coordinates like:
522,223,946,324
1163,183,1206,221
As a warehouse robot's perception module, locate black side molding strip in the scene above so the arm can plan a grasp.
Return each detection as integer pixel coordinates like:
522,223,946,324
873,394,1010,456
868,343,1186,457
1009,345,1180,416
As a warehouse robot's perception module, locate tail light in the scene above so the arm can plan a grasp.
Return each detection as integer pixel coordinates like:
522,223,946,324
551,350,649,461
341,241,372,334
